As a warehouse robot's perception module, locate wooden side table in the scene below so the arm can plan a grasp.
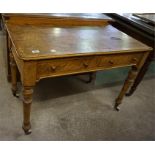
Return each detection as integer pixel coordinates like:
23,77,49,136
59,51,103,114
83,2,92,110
6,19,152,134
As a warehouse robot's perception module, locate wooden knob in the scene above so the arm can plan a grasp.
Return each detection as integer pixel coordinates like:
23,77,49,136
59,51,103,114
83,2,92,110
83,62,89,68
132,58,137,62
50,66,56,71
108,60,114,65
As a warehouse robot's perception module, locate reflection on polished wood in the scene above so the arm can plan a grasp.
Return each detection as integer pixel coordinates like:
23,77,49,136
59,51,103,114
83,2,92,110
4,14,152,134
7,24,150,60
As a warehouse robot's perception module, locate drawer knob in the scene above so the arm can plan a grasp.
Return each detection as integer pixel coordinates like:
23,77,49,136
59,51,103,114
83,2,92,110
50,66,57,71
108,60,114,65
132,58,137,62
83,62,89,68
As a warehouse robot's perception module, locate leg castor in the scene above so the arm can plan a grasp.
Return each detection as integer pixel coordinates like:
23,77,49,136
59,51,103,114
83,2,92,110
114,104,120,111
114,100,120,111
12,89,19,98
22,124,32,135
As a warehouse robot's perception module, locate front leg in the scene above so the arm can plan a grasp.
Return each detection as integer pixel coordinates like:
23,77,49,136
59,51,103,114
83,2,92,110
114,66,138,111
22,86,34,135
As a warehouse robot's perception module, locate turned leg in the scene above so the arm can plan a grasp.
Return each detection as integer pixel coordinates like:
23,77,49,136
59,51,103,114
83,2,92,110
10,52,18,97
22,86,34,135
126,54,152,96
114,66,138,111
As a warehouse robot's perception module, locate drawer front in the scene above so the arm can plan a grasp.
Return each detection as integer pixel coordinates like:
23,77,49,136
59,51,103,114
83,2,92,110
37,53,143,79
97,53,143,69
37,56,99,78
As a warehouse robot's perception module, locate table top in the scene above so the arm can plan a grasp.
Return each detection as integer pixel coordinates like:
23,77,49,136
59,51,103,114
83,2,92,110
7,24,152,60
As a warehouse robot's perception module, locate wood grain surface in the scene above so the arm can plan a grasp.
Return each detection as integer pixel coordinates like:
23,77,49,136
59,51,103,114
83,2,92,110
6,24,151,60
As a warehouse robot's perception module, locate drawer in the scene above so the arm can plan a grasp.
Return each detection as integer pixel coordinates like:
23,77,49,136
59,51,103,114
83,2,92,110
97,53,143,68
37,53,143,79
37,56,99,78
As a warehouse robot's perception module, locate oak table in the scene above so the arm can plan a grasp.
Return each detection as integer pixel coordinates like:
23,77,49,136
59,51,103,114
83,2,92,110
6,21,151,134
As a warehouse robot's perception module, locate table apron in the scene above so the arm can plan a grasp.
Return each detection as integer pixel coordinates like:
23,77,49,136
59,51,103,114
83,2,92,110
36,52,144,81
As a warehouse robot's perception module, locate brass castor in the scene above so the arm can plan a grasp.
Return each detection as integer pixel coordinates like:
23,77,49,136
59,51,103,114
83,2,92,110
114,99,121,111
114,104,120,111
22,126,32,135
12,90,19,98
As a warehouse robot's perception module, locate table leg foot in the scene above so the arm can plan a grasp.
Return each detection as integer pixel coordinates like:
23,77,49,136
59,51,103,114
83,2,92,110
22,124,32,135
12,89,19,98
114,99,121,111
114,105,120,111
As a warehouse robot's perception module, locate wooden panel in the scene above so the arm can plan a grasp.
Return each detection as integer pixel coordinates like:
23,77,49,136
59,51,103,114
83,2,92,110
3,13,112,20
3,13,112,26
98,52,143,68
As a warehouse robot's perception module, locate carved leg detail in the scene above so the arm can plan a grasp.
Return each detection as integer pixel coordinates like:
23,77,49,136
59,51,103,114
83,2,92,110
114,66,138,111
22,86,33,135
10,52,19,97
